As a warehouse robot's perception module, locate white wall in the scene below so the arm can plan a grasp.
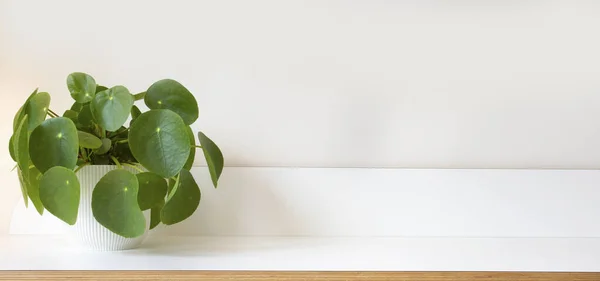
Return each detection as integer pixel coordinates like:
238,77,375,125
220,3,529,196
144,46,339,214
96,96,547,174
2,0,600,233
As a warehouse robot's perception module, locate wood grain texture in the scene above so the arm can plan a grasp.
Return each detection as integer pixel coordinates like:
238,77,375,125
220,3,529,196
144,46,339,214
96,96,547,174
0,271,599,281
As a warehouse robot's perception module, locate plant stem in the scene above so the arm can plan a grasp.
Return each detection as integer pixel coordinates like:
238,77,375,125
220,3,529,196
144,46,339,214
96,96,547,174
122,163,145,173
110,128,129,138
116,139,129,144
133,91,146,101
110,156,122,169
74,162,91,173
47,109,59,117
47,111,58,118
192,145,203,149
81,147,88,161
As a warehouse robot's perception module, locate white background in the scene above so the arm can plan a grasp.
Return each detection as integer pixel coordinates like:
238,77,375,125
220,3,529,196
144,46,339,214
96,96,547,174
2,0,600,235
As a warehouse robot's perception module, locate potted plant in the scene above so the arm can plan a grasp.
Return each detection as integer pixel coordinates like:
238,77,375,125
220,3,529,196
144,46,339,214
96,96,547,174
9,72,224,250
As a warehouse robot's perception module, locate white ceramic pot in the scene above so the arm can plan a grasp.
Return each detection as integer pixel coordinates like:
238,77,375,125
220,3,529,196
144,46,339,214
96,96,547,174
71,165,150,251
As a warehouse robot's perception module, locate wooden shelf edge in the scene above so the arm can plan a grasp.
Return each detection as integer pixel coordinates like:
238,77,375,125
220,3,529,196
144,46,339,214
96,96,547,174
1,271,599,281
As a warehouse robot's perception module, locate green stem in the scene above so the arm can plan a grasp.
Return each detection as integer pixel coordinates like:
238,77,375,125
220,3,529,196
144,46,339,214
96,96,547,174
133,92,146,101
48,109,59,117
74,162,91,173
116,139,129,144
110,128,129,138
81,147,88,161
122,163,145,173
110,156,122,168
192,145,202,149
47,110,59,118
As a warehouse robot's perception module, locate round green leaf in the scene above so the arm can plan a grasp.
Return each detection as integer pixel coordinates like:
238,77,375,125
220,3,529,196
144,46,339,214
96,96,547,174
40,166,80,225
14,115,30,181
13,89,37,132
26,92,51,132
161,169,200,225
136,172,168,210
92,169,146,238
70,102,83,113
78,104,93,127
129,109,190,178
95,138,112,155
13,105,25,133
145,79,199,125
183,127,196,170
29,117,78,173
9,135,16,161
91,86,134,131
96,85,108,93
67,72,97,103
198,131,224,188
17,168,28,207
63,109,78,124
131,105,142,120
27,166,44,215
150,200,164,230
130,105,142,127
77,131,102,149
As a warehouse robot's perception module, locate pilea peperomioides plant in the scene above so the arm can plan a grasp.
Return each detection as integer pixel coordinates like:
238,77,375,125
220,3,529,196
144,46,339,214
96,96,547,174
9,72,224,238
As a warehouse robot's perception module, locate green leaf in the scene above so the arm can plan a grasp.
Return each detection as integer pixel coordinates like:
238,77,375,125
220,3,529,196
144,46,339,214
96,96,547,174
96,85,108,93
63,109,78,123
91,86,134,131
67,72,97,103
145,79,199,125
13,89,50,133
129,109,190,178
8,135,15,161
136,172,168,210
14,115,30,183
13,88,37,132
198,131,224,188
78,104,94,127
95,138,112,155
70,102,83,113
161,169,200,225
29,117,79,173
77,131,102,149
25,92,51,132
17,168,28,208
131,105,142,120
39,166,80,225
92,169,146,238
130,105,142,126
150,200,164,230
27,166,44,215
184,127,196,170
13,105,25,133
167,177,177,198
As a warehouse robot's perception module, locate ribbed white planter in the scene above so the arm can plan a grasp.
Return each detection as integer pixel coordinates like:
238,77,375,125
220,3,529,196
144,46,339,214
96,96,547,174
71,165,150,251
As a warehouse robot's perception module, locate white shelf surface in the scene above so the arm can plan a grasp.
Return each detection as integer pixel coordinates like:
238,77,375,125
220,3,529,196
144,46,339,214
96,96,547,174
1,235,600,272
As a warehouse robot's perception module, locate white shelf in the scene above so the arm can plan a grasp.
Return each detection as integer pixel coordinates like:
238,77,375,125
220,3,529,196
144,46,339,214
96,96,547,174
1,235,600,272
